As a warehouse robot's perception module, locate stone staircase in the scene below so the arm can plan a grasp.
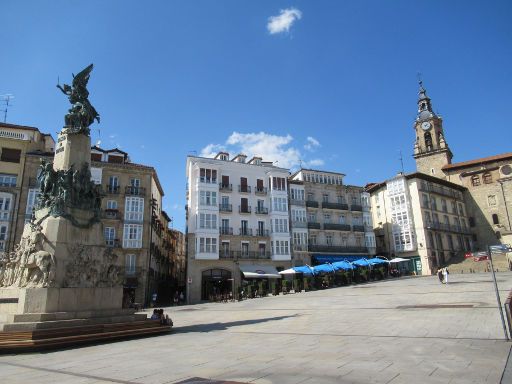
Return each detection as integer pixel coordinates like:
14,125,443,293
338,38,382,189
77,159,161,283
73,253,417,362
444,251,511,274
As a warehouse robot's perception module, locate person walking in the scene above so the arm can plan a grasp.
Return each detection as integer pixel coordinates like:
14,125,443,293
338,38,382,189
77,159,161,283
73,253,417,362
443,267,449,284
437,268,444,284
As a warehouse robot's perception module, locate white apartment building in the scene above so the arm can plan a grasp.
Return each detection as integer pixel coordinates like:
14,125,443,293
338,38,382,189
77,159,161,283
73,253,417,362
186,152,292,303
289,180,308,266
367,172,473,274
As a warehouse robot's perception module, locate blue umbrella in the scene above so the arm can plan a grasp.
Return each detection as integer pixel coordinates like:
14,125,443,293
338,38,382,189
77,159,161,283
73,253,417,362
292,265,316,276
311,263,336,274
331,261,355,271
352,258,371,267
367,258,389,266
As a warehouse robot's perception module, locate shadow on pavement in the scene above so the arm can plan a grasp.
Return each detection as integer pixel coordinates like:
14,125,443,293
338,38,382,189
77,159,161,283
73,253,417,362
173,314,298,334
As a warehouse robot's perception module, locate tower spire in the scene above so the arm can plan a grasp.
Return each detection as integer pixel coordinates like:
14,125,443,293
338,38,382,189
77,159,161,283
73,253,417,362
417,80,436,120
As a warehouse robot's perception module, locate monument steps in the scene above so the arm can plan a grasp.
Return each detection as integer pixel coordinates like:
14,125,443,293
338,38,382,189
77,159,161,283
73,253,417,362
0,319,171,352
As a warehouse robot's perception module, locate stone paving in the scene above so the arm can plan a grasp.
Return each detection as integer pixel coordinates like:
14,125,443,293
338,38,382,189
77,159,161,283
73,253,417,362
1,273,512,384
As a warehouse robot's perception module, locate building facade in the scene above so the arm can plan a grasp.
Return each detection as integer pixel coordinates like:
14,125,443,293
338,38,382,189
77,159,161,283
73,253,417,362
186,152,292,304
290,169,376,265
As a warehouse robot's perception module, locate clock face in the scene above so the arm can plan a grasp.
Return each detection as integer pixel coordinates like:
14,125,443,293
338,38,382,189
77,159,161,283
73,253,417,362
421,121,431,130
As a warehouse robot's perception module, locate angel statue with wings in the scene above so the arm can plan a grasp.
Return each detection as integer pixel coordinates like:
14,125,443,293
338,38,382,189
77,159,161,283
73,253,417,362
57,64,100,135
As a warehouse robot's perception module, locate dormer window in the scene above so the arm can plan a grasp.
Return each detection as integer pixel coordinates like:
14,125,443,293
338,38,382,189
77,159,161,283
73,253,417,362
219,154,228,161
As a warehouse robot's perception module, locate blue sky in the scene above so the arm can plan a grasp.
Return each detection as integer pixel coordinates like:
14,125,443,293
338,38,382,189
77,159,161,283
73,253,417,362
2,1,511,231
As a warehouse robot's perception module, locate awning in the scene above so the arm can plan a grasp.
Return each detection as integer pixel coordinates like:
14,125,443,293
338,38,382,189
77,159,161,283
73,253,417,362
312,263,336,274
352,259,371,267
239,264,281,279
331,261,355,271
292,265,316,276
367,258,389,265
312,255,369,264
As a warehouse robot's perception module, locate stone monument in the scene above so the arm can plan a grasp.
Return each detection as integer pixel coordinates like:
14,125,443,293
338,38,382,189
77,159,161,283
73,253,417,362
0,65,168,350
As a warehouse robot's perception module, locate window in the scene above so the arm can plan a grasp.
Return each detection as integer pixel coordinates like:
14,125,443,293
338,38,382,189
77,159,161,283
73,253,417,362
492,214,499,225
199,191,217,206
291,188,304,201
107,200,118,210
458,203,465,216
339,215,346,224
488,195,497,207
273,240,289,255
199,213,217,229
272,197,287,212
291,209,306,222
125,254,136,275
272,218,288,233
322,194,329,203
424,211,431,225
326,235,333,246
1,148,21,163
430,197,437,211
25,189,40,223
308,212,316,222
441,199,447,212
422,194,429,208
130,178,141,187
483,172,492,184
0,174,16,187
451,201,457,214
272,177,286,191
108,175,119,193
0,196,11,220
323,213,331,223
309,235,317,245
104,227,116,246
337,195,345,204
293,232,308,246
123,224,143,248
125,197,144,221
198,237,217,253
0,225,7,250
241,242,249,256
471,175,480,186
199,168,217,184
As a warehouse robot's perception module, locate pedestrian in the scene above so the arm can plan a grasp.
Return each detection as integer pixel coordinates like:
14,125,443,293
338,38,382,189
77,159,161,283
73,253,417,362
437,268,444,284
443,267,449,284
179,291,184,305
173,291,179,306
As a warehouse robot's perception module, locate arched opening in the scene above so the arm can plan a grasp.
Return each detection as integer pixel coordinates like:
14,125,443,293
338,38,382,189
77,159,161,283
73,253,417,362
201,268,232,301
424,132,433,151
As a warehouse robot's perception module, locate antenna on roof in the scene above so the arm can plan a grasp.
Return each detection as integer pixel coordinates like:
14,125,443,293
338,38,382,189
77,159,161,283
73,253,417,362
399,150,405,174
0,94,15,123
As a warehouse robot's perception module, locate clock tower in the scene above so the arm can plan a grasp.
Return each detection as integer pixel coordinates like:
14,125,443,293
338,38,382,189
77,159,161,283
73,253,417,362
413,81,452,178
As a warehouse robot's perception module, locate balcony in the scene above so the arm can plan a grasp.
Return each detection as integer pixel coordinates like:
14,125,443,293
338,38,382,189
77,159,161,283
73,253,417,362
125,186,145,196
308,222,321,229
291,221,307,228
102,209,121,220
306,200,319,208
239,206,252,214
323,223,351,231
418,183,463,200
220,227,233,235
321,202,349,210
426,222,472,235
106,185,120,194
233,251,271,260
290,199,305,206
219,204,232,212
352,225,365,232
350,204,363,211
293,244,308,252
105,238,121,248
256,229,270,237
239,228,253,236
219,183,232,192
238,185,251,193
255,206,269,214
255,187,268,195
308,245,368,253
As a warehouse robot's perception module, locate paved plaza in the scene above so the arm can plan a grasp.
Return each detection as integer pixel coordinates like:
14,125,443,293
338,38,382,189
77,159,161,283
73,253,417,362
1,273,512,384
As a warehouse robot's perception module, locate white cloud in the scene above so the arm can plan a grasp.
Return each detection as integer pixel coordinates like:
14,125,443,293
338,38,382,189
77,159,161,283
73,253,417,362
199,131,325,171
267,8,302,35
304,136,320,152
172,203,180,210
306,159,324,167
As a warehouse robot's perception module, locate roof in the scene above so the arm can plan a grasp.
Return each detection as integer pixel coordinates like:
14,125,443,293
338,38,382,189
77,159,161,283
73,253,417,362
366,172,467,193
290,168,346,179
442,152,512,172
91,146,128,156
0,122,39,132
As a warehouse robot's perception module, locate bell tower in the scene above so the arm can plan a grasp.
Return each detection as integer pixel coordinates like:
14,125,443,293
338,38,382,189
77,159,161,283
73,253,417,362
413,81,452,178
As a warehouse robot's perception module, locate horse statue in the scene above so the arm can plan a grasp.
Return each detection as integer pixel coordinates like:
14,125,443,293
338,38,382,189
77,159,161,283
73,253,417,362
23,250,56,288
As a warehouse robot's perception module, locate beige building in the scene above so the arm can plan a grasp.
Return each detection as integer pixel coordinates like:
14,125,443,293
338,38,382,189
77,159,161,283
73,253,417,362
289,169,376,265
1,123,175,306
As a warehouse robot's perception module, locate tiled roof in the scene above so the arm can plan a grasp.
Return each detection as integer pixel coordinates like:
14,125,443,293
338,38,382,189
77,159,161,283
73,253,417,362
366,172,466,193
0,122,39,131
442,152,512,171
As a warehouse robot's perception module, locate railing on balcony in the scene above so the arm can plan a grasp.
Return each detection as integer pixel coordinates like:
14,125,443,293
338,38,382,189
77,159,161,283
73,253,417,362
351,204,363,211
103,209,121,220
308,244,368,253
125,186,146,196
106,185,120,194
239,228,253,236
418,183,463,200
289,199,305,206
220,227,233,235
255,206,269,214
219,204,232,212
219,183,232,192
306,200,319,208
234,251,271,260
254,187,268,195
308,222,321,229
238,185,251,193
323,223,351,231
239,205,252,214
291,221,307,228
256,229,270,237
426,222,472,234
105,238,121,248
352,225,365,232
322,202,349,210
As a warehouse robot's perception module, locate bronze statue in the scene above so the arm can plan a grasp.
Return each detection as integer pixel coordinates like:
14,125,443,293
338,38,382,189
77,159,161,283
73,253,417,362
57,64,100,135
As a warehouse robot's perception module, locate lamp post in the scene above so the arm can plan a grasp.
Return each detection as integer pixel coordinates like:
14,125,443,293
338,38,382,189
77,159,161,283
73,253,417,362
145,197,157,308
